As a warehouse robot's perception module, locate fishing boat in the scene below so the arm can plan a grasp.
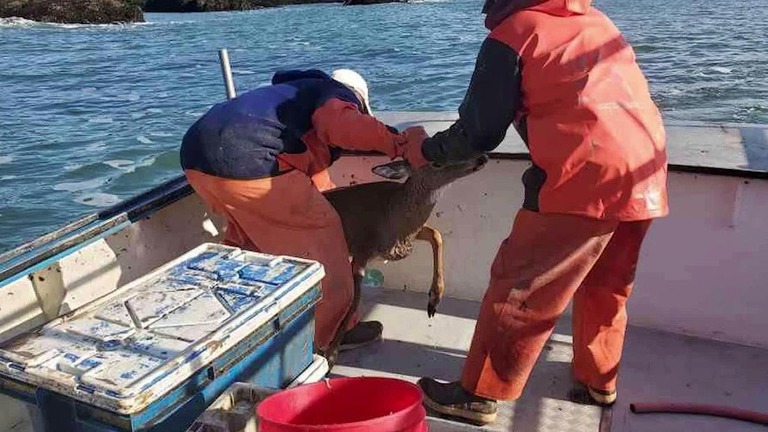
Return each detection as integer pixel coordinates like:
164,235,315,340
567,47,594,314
9,18,768,414
1,110,766,431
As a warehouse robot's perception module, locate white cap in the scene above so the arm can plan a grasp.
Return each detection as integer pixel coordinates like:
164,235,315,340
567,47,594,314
331,69,373,115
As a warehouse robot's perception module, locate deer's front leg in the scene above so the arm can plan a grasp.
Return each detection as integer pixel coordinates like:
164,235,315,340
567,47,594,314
416,225,444,318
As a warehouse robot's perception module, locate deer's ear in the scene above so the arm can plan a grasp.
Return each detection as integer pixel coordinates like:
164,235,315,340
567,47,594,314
372,160,410,180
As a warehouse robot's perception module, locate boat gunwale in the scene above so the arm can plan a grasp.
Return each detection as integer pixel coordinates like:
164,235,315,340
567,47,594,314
0,175,192,287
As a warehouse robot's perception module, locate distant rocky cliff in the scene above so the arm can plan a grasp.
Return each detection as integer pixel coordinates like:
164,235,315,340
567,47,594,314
343,0,406,5
0,0,145,24
142,0,371,11
0,0,405,24
143,0,276,12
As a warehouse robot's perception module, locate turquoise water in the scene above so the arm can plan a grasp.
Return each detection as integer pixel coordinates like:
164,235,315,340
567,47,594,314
1,0,767,253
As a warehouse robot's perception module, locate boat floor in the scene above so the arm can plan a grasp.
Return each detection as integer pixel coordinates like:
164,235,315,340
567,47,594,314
332,287,768,432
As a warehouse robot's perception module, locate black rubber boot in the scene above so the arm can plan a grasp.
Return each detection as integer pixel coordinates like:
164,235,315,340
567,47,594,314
568,383,617,407
339,321,383,352
418,378,498,425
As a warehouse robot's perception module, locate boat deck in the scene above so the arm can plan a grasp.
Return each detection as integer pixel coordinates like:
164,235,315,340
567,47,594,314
332,287,768,432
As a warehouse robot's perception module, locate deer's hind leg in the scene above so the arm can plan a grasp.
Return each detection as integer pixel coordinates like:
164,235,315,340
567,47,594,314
324,258,367,368
417,226,445,318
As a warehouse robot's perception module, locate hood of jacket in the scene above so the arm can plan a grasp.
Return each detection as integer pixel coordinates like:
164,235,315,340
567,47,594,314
484,0,593,29
271,69,332,85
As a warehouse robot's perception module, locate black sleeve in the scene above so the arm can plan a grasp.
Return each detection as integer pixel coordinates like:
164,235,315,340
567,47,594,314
422,37,523,164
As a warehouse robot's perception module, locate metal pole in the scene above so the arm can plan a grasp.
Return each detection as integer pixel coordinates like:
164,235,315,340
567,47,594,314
218,48,237,100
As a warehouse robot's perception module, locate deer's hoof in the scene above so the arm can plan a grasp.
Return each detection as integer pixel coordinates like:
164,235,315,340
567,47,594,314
427,302,437,318
325,352,339,370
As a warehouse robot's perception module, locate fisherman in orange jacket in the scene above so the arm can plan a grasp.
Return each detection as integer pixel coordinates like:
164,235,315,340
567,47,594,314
410,0,670,424
181,69,426,355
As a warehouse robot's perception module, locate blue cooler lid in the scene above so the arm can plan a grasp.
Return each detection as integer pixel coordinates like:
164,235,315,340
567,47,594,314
0,244,323,414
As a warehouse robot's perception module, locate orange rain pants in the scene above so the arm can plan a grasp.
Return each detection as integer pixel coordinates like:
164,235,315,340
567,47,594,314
185,168,357,352
461,209,652,399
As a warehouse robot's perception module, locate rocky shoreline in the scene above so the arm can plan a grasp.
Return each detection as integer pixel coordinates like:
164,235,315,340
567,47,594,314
0,0,145,24
0,0,406,24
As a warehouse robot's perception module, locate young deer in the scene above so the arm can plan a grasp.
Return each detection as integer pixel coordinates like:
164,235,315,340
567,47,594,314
321,155,488,362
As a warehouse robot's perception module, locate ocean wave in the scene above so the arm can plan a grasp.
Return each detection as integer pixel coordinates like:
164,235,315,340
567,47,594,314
0,17,147,30
0,17,37,28
103,157,156,173
1,175,18,181
53,177,110,192
142,19,195,25
710,66,734,74
104,159,134,170
88,116,114,124
85,141,110,153
149,131,174,137
0,156,13,164
75,192,121,208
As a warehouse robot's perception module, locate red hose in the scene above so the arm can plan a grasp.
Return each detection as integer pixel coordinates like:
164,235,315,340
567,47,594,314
630,403,768,427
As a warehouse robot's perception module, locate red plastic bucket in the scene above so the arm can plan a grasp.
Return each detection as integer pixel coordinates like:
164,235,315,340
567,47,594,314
257,377,428,432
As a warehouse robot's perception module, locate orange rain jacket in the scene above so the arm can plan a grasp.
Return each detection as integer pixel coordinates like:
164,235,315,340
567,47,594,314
422,0,669,221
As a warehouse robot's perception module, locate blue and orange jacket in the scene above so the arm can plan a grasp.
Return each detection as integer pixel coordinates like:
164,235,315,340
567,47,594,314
181,70,410,188
422,0,669,221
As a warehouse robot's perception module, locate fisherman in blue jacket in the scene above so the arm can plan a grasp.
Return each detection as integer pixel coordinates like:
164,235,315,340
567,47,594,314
181,69,427,354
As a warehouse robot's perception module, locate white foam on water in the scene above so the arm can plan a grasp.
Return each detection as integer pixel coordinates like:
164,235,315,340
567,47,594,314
53,178,108,192
149,131,174,137
135,156,156,171
104,159,134,170
710,66,733,74
75,193,121,208
63,163,82,172
103,156,156,174
1,175,18,181
126,93,141,102
88,116,114,124
0,156,13,164
145,20,194,25
0,17,146,30
86,141,108,152
131,112,146,119
137,135,154,144
0,17,37,28
147,108,163,114
233,69,256,75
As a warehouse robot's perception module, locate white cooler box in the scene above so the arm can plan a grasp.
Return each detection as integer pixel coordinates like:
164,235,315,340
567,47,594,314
0,243,324,432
